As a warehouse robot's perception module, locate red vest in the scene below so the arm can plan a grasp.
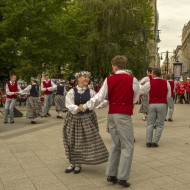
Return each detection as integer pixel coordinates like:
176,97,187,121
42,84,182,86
43,80,52,95
149,79,168,104
6,81,18,99
168,80,175,97
148,75,153,81
107,74,134,115
185,82,190,93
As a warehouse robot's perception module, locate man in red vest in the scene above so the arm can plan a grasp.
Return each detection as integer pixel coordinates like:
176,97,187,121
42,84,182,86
139,67,153,121
41,74,57,117
4,74,21,124
81,55,140,187
185,77,190,103
140,68,171,148
165,74,175,121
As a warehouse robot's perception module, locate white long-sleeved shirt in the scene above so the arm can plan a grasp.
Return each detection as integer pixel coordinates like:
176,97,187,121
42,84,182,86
139,76,151,85
6,81,21,96
19,83,39,95
41,80,57,92
66,86,96,114
140,77,171,98
83,70,140,110
168,79,176,94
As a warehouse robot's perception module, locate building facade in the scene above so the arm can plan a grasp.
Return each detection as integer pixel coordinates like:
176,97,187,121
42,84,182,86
149,0,160,68
181,21,190,75
174,21,190,79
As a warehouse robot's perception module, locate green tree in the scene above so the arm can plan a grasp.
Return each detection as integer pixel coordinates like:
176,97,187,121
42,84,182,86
0,0,154,83
0,0,70,82
78,0,154,79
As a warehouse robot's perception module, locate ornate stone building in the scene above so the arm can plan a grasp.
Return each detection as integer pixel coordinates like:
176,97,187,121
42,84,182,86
175,21,190,78
181,21,190,75
149,0,160,68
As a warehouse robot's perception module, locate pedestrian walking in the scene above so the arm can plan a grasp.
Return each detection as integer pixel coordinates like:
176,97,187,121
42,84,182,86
63,71,108,174
185,77,190,103
176,79,188,104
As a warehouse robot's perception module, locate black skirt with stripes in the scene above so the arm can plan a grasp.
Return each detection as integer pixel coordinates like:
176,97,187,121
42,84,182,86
63,111,108,165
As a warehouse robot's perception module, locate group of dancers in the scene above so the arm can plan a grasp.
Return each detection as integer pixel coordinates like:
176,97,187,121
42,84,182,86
63,55,173,188
2,54,185,188
3,74,67,124
175,77,190,104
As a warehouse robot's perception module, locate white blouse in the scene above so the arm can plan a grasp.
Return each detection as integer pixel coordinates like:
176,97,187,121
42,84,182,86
19,83,39,95
65,86,96,114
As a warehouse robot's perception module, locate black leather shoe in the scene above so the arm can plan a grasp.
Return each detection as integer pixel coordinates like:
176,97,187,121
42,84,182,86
107,176,118,184
31,121,37,124
165,119,167,121
73,166,81,174
146,143,152,148
10,121,14,124
168,119,173,122
152,143,159,147
118,180,130,188
47,113,51,116
65,165,75,173
4,121,8,124
57,116,63,119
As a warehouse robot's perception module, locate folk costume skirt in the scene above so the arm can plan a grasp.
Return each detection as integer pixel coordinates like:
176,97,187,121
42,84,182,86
63,111,108,165
139,94,149,114
54,94,67,112
26,96,42,118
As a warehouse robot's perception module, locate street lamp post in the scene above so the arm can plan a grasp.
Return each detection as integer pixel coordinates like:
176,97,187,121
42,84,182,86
160,51,173,74
141,29,147,76
141,29,161,76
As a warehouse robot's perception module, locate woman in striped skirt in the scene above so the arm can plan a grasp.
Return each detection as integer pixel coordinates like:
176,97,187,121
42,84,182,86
54,79,67,119
63,71,108,174
20,77,42,124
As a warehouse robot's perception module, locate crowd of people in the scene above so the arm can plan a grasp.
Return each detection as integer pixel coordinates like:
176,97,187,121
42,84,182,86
0,55,190,188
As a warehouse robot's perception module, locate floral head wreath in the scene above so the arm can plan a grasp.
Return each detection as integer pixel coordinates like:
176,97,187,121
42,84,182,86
74,71,91,78
31,77,38,82
124,69,133,75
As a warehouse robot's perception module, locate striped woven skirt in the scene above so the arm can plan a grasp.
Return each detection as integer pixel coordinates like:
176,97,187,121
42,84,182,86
26,96,42,118
63,111,108,165
54,95,67,112
139,94,149,114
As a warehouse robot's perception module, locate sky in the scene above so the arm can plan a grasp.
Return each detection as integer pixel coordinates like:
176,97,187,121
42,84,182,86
157,0,190,54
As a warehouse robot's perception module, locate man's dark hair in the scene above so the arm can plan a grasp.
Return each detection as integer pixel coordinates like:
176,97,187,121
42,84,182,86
10,74,16,78
153,68,161,77
165,74,171,80
147,67,153,74
111,55,128,70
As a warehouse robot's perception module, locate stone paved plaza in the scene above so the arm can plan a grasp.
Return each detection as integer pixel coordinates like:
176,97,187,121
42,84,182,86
0,104,190,190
